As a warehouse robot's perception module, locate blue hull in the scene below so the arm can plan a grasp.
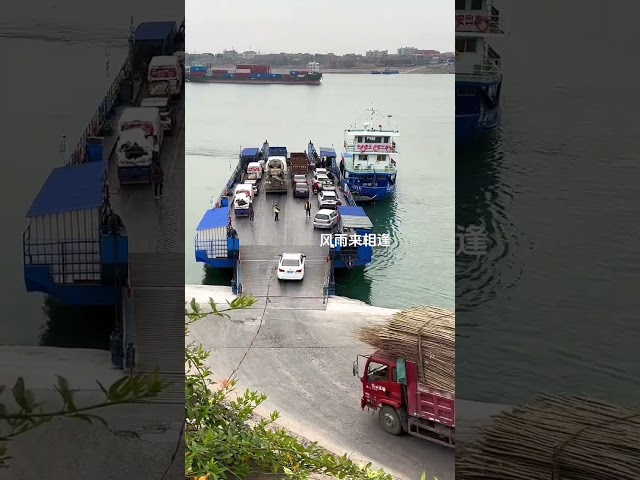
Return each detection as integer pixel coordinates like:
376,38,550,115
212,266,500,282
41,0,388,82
455,107,501,145
347,183,396,202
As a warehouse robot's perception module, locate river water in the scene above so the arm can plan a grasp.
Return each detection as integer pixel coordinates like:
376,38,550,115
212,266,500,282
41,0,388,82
185,74,456,311
456,1,640,405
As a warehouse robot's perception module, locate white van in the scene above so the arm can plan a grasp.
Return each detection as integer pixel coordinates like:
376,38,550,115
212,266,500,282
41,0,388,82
148,56,183,97
234,183,254,200
247,162,262,179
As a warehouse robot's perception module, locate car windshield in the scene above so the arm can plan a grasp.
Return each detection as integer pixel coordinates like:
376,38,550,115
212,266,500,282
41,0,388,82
323,192,336,198
316,214,329,220
281,258,300,267
294,175,306,182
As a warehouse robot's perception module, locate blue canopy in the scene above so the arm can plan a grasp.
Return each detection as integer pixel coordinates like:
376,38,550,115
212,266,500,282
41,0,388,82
134,21,176,41
196,207,230,231
26,161,106,217
337,206,373,229
319,147,336,157
241,147,259,158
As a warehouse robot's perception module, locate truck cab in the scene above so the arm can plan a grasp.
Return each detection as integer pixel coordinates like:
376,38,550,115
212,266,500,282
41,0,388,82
140,97,175,134
354,352,455,447
147,55,183,97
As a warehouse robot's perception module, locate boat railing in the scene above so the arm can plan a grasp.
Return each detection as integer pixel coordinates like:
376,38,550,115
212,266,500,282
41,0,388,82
348,164,397,174
455,61,501,83
68,53,132,165
344,140,398,153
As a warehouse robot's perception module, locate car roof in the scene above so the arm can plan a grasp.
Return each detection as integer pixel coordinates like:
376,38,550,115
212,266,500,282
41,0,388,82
281,253,302,259
295,182,308,186
321,191,336,196
317,209,335,215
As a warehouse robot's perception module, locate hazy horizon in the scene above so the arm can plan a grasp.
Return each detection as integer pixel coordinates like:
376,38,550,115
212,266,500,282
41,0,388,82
186,0,453,55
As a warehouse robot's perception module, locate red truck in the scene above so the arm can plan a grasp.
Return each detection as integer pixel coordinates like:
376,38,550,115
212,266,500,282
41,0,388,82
289,152,310,177
353,351,455,448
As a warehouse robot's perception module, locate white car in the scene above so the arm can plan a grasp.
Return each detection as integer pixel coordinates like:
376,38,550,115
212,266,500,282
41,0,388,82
277,253,306,281
313,209,339,229
313,173,330,185
315,168,328,176
317,190,340,209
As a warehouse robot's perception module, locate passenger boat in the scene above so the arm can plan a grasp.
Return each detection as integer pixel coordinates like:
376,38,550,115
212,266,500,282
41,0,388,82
339,108,398,202
455,0,505,144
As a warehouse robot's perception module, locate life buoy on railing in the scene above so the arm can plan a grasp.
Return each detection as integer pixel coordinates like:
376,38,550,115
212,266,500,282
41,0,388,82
373,145,380,152
476,16,489,32
385,145,392,152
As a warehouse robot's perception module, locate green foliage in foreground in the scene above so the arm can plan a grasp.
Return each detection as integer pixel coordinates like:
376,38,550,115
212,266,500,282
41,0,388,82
1,295,436,479
185,297,397,480
0,371,167,467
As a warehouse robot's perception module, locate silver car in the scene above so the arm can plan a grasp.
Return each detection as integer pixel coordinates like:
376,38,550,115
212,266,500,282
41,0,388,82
318,190,339,209
313,209,339,229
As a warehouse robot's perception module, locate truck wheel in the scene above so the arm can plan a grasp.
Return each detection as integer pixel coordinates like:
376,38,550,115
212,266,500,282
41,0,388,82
379,406,403,436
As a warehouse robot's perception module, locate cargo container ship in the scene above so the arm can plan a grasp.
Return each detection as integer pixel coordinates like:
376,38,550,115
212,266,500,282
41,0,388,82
186,61,322,85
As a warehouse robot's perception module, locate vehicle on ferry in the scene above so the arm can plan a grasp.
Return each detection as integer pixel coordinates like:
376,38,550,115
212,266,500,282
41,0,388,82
318,190,340,209
455,0,505,145
340,108,398,202
277,253,306,281
313,209,339,229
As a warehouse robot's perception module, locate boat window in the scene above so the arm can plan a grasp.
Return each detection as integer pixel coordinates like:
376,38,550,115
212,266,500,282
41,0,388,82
367,362,388,382
357,136,363,142
376,155,385,162
359,155,368,161
384,136,390,143
455,38,477,53
455,0,465,9
281,258,300,267
471,0,482,9
365,136,381,143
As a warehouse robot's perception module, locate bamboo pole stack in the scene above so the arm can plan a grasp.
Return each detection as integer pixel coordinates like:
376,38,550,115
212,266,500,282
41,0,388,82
357,306,455,394
457,394,640,480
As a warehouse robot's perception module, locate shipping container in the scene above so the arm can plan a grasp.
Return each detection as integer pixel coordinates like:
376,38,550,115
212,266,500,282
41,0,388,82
188,71,207,77
211,69,228,74
236,68,251,73
236,72,251,78
222,73,235,78
190,66,208,72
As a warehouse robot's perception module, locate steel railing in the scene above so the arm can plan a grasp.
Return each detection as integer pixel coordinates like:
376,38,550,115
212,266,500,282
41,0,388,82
68,53,132,165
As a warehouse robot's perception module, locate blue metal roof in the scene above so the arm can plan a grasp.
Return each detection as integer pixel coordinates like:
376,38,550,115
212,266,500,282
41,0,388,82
241,147,259,157
319,147,336,157
338,206,373,229
338,206,366,217
134,21,176,41
196,207,230,231
26,161,107,217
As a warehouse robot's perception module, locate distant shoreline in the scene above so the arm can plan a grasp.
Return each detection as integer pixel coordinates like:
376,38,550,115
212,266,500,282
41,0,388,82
207,64,453,75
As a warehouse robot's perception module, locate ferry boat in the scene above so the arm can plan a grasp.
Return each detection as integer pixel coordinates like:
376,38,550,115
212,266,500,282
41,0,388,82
455,0,505,144
339,108,398,202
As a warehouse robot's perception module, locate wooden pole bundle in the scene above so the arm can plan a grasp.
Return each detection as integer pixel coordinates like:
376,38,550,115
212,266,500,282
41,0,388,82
357,306,455,394
457,394,640,480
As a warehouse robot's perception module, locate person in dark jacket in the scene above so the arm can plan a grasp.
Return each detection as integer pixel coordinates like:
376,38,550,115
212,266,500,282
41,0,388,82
273,204,280,221
152,162,164,198
304,200,312,218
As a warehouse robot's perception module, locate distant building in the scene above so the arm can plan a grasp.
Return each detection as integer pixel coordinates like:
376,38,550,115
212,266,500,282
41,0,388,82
223,49,238,59
397,47,417,56
242,50,257,61
365,50,388,58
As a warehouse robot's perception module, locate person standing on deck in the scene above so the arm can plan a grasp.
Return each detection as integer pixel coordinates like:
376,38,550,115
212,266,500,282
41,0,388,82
304,200,311,219
152,161,164,198
273,204,280,221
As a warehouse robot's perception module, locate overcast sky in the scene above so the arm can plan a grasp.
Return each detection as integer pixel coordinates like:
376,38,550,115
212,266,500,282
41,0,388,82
186,0,453,55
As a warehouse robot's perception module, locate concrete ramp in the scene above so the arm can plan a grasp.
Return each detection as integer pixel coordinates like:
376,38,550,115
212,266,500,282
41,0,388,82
239,245,329,310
